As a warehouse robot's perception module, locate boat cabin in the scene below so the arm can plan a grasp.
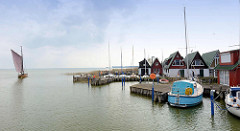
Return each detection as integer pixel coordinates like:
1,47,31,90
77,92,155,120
171,80,195,95
230,88,240,99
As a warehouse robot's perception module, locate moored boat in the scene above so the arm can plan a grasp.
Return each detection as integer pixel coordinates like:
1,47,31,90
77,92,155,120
11,46,28,79
225,87,240,117
168,80,203,107
160,78,169,84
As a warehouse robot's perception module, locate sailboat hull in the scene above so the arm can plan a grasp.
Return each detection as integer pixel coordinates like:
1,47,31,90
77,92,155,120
18,74,28,79
168,94,203,107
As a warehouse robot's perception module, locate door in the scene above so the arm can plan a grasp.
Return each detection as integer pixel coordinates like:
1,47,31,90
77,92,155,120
220,70,229,86
200,69,204,77
180,70,184,77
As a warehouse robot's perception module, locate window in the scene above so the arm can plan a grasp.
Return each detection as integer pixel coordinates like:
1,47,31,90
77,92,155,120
221,53,231,63
215,55,219,66
209,69,214,77
172,60,183,66
154,69,157,73
155,62,159,66
192,59,204,66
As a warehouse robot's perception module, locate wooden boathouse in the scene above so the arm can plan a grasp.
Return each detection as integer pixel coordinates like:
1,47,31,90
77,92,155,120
215,49,240,86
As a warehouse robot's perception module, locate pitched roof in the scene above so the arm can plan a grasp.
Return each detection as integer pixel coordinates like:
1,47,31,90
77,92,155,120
214,60,240,70
139,58,151,68
151,58,161,67
184,51,198,66
163,51,178,69
202,50,219,67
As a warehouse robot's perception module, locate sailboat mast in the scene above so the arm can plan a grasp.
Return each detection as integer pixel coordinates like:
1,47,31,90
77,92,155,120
132,45,134,73
144,49,147,75
108,41,111,72
20,46,24,75
121,48,123,75
184,7,189,79
239,0,240,61
132,45,134,67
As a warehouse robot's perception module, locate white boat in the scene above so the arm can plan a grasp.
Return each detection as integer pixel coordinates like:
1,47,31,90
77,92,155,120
11,46,28,79
225,87,240,117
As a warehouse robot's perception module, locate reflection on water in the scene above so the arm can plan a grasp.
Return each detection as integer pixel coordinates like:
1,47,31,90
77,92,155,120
0,69,239,130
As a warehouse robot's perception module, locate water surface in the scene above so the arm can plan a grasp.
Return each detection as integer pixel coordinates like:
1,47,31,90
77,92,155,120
0,69,239,130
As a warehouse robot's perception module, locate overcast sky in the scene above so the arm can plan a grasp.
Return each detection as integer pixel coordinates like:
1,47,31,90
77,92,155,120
1,0,240,69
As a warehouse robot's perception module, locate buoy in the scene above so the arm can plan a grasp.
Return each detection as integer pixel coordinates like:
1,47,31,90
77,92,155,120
150,73,156,80
185,88,193,95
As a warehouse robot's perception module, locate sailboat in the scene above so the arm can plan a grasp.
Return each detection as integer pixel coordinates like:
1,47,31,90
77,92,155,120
168,7,203,107
11,46,28,79
104,42,115,79
130,45,139,79
224,1,240,117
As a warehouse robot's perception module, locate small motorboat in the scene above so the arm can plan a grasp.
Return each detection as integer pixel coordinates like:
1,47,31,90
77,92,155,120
225,87,240,117
160,79,169,84
168,80,203,107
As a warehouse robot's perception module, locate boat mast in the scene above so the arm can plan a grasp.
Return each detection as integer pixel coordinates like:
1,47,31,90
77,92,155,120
20,46,24,75
144,48,147,75
239,0,240,62
132,45,134,74
184,7,189,79
121,48,123,75
108,41,111,72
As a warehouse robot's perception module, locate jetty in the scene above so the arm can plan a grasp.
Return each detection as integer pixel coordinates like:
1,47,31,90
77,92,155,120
130,83,229,103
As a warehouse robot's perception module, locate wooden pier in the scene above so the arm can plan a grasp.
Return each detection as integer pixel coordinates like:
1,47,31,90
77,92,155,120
130,83,229,103
130,83,170,103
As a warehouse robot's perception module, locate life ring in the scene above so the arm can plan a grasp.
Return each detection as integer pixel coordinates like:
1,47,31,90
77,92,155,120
185,88,193,95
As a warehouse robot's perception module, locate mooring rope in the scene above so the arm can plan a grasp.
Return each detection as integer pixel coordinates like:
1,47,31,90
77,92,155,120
210,91,231,111
214,91,223,101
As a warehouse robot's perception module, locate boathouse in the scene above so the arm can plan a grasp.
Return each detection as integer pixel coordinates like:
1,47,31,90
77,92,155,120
202,50,220,77
151,58,163,76
215,49,240,86
163,51,186,77
184,51,208,77
138,58,151,76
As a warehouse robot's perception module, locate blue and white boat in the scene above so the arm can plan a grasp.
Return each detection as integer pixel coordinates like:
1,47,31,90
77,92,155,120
225,87,240,117
167,7,204,108
168,80,203,107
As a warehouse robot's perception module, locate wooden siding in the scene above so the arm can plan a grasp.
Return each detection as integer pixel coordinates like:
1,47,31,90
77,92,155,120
220,50,240,66
151,58,163,75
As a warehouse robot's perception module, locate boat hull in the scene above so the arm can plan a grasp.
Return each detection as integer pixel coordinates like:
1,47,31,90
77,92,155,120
18,74,28,79
168,94,203,107
225,93,240,118
226,104,240,117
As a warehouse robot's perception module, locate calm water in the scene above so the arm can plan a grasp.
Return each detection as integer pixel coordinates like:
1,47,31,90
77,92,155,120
0,69,239,131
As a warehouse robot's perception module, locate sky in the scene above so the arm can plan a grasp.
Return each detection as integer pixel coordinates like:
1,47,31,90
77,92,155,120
1,0,240,69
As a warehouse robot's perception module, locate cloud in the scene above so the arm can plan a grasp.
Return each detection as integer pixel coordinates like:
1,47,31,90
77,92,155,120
0,0,138,48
